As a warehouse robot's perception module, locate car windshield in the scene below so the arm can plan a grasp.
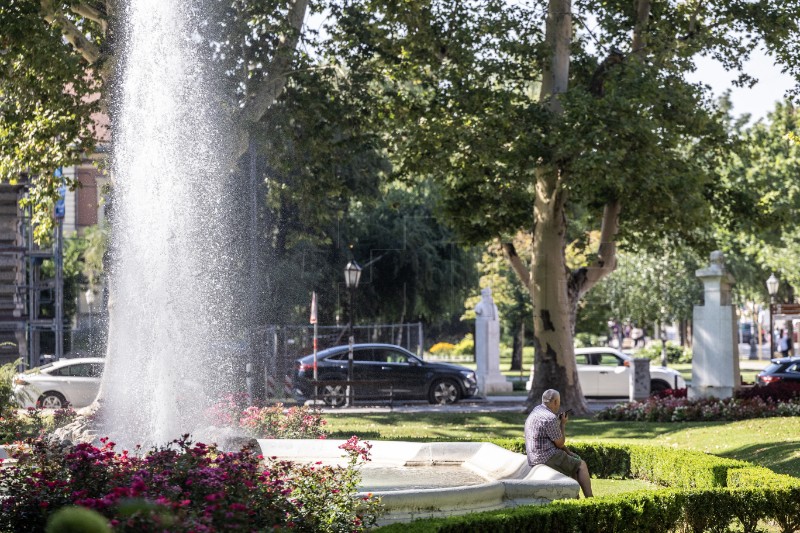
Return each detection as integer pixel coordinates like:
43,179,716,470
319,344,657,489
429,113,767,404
762,363,783,373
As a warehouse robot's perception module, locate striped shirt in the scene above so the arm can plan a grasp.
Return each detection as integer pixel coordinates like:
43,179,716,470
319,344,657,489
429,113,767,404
524,404,562,465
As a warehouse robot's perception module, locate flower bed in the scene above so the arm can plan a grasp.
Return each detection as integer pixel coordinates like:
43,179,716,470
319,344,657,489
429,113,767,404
205,395,327,439
597,384,800,422
0,407,77,443
0,435,381,532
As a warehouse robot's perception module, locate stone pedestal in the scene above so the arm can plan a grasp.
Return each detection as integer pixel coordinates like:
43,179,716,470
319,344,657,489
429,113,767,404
474,288,512,395
690,251,740,399
629,358,651,401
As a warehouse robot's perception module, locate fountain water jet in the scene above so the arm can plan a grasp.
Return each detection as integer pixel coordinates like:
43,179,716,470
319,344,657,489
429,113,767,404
101,0,241,449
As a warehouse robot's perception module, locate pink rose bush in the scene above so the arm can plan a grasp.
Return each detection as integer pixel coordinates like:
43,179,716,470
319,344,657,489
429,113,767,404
0,434,381,532
205,396,327,439
0,406,77,443
597,384,800,422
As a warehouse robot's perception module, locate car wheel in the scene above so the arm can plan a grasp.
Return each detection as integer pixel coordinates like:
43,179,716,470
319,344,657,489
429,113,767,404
37,392,68,409
650,380,671,395
322,385,347,407
429,379,461,405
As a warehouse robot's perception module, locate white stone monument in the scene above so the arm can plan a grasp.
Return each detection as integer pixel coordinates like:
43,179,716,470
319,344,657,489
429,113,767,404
690,251,740,399
474,288,512,395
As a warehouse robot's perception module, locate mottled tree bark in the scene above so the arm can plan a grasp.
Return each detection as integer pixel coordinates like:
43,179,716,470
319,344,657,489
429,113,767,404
518,0,645,414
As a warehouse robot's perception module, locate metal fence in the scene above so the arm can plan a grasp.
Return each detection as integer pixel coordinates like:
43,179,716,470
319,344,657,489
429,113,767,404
258,322,424,398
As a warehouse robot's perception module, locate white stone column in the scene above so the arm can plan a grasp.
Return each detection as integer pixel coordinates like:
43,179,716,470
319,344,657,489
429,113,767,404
690,251,740,399
474,288,512,395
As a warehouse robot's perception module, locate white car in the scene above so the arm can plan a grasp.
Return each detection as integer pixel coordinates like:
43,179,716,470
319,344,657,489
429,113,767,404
526,347,686,397
14,357,104,409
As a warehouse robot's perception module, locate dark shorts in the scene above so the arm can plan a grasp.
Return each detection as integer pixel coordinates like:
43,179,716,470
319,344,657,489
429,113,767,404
544,449,582,477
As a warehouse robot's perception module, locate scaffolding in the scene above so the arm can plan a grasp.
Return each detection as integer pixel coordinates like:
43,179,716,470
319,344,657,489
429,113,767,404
0,184,64,369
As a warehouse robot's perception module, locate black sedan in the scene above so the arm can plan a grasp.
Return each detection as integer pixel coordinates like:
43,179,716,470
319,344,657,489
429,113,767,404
293,343,478,407
756,356,800,385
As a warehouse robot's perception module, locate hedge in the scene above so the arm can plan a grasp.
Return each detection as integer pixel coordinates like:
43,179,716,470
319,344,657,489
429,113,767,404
375,439,800,533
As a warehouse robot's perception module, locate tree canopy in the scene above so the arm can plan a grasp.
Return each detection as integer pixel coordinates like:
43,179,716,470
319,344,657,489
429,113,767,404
320,0,800,411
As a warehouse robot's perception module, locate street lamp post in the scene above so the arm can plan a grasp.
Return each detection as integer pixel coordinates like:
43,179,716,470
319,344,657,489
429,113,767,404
748,302,758,360
344,260,362,407
767,273,779,358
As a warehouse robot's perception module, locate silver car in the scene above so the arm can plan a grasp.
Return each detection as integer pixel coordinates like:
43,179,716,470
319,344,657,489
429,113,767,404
13,357,104,409
526,347,686,397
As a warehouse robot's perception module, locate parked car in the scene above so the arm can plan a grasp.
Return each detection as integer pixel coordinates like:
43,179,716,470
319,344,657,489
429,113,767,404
293,343,478,406
526,347,686,397
756,356,800,385
13,357,104,409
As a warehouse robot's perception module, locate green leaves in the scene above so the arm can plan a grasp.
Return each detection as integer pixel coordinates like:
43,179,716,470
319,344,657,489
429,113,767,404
0,0,99,242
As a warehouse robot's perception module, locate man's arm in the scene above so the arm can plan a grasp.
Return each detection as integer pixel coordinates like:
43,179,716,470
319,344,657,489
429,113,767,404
551,415,567,448
553,413,578,457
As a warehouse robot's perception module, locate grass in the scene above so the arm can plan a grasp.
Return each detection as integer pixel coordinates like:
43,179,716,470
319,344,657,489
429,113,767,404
324,413,800,478
591,478,659,497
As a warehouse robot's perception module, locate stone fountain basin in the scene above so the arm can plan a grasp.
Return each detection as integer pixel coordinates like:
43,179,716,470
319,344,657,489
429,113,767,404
257,439,579,524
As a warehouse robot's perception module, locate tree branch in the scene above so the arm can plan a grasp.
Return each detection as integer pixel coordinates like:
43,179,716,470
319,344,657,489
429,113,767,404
229,0,308,161
239,0,308,125
538,0,572,114
41,0,102,65
580,199,621,295
69,2,108,35
631,0,651,55
502,242,531,288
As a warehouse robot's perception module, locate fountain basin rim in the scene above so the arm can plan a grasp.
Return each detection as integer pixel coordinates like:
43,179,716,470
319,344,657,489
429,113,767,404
257,438,580,525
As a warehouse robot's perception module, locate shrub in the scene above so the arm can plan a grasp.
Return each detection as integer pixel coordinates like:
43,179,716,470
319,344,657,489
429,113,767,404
452,334,474,356
239,404,327,439
595,394,800,422
45,506,112,533
574,333,604,348
0,360,22,416
0,412,26,443
653,387,688,399
52,407,78,430
0,407,81,444
0,435,381,532
376,440,800,533
636,342,691,364
205,397,327,439
428,342,456,356
736,381,800,402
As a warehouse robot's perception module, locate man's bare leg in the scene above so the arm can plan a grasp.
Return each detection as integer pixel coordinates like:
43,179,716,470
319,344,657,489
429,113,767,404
576,461,593,497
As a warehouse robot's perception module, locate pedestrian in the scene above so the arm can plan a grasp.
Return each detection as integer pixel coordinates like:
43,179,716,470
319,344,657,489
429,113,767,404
524,389,593,498
631,325,645,348
778,329,791,356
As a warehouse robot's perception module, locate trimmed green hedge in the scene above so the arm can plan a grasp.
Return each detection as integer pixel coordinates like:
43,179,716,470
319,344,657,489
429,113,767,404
376,439,800,533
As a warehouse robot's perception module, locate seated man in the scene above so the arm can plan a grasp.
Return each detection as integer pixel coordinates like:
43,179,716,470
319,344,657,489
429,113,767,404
524,389,593,497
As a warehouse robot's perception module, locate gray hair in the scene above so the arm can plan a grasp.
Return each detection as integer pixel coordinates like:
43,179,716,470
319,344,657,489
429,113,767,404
542,389,560,405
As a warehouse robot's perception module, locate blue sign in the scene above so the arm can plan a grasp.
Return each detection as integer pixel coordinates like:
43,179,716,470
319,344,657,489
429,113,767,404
54,174,66,219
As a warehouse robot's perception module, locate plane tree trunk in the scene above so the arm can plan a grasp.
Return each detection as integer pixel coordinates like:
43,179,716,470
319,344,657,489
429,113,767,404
501,0,633,414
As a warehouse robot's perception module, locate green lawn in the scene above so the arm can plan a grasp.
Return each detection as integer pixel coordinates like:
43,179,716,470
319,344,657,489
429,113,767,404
591,478,659,497
324,413,800,478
